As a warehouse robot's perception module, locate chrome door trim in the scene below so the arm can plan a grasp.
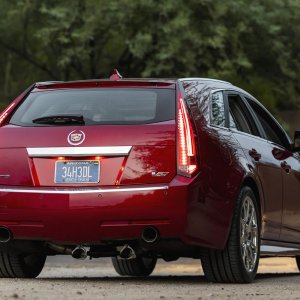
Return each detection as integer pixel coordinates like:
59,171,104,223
260,245,300,256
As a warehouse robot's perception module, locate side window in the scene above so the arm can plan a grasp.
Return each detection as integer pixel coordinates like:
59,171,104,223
229,111,238,130
227,94,259,136
246,98,290,148
211,91,226,127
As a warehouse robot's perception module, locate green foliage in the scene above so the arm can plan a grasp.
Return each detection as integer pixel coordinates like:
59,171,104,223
0,0,300,113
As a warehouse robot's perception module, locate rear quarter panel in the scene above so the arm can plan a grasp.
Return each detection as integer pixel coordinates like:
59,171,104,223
180,80,254,249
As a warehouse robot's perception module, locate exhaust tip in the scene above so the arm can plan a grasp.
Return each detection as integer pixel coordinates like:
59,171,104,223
142,226,159,243
72,246,88,260
119,244,136,260
0,227,11,243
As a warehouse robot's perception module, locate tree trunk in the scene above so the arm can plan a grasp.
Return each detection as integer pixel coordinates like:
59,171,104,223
3,53,12,100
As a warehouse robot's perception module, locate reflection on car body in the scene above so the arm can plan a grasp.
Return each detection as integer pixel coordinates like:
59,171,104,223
0,72,300,282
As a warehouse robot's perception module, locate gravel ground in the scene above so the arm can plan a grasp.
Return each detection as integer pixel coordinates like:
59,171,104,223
1,257,300,299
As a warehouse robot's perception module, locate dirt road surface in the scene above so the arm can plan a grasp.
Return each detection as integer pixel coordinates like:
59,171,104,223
1,257,300,299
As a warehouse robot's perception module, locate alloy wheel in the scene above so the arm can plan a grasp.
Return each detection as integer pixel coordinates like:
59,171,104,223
240,195,258,273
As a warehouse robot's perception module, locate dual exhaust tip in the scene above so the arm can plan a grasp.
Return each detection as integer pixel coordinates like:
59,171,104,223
70,226,160,261
118,227,159,260
119,244,136,259
0,226,159,259
0,227,12,243
142,226,159,244
0,229,89,261
72,246,88,260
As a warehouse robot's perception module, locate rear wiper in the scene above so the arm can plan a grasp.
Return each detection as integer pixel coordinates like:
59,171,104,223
32,115,85,125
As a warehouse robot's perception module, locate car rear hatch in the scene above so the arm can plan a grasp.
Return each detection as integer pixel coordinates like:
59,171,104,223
0,82,176,187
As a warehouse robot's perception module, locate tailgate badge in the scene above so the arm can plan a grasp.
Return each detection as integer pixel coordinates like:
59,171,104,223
68,130,85,146
151,171,169,177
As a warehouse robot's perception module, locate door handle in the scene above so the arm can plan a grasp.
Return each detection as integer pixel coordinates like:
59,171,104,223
281,161,291,174
249,148,261,161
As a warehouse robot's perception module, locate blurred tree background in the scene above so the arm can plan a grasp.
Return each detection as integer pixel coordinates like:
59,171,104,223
0,0,299,119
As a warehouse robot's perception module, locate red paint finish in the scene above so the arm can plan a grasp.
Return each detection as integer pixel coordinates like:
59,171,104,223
0,184,187,244
0,78,297,251
0,91,29,126
280,151,300,242
0,122,176,148
0,149,33,186
0,121,176,187
34,80,175,91
231,132,283,240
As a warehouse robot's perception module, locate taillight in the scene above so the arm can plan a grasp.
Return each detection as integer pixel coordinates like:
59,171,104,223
177,92,198,176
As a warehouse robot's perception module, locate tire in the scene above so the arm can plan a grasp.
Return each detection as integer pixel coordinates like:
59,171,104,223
295,256,300,271
0,251,46,278
112,257,157,276
201,186,260,283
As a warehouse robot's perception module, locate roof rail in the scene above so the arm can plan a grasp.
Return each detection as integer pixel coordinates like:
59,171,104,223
178,78,232,85
35,81,64,86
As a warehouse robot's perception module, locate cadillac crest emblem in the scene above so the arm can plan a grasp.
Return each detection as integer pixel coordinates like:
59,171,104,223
67,130,85,146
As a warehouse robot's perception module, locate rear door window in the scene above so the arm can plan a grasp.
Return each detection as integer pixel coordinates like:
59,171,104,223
9,88,175,126
245,97,291,149
227,94,259,136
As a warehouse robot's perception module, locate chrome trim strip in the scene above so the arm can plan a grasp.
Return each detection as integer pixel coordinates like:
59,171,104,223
0,175,10,178
27,146,132,157
260,245,300,254
0,186,168,194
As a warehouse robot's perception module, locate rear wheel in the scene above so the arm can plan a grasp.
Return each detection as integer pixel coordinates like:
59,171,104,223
295,256,300,271
201,186,260,283
112,257,157,276
0,251,46,278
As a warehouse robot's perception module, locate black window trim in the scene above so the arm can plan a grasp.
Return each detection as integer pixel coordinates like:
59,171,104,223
242,94,292,151
238,93,268,140
208,87,292,152
224,90,264,138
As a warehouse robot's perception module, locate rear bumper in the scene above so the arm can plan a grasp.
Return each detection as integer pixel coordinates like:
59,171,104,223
0,183,188,244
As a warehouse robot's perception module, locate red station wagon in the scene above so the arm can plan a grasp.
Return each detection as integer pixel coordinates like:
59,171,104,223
1,71,300,283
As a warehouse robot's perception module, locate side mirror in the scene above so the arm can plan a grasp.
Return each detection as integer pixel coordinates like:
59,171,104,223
293,130,300,152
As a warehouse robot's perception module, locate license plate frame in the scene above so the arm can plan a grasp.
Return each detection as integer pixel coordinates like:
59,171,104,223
54,160,100,184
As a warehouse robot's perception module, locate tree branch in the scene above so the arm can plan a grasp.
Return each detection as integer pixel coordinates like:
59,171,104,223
0,40,57,79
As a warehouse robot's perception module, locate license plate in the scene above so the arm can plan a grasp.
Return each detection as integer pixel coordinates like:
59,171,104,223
55,160,100,183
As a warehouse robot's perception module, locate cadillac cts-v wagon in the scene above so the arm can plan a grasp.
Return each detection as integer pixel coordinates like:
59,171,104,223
0,71,300,283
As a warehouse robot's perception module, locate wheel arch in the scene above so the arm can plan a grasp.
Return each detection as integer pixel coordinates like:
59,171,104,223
201,175,262,283
241,176,264,220
221,175,263,250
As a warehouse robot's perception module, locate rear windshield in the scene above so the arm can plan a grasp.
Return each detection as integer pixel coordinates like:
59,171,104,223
9,88,175,126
